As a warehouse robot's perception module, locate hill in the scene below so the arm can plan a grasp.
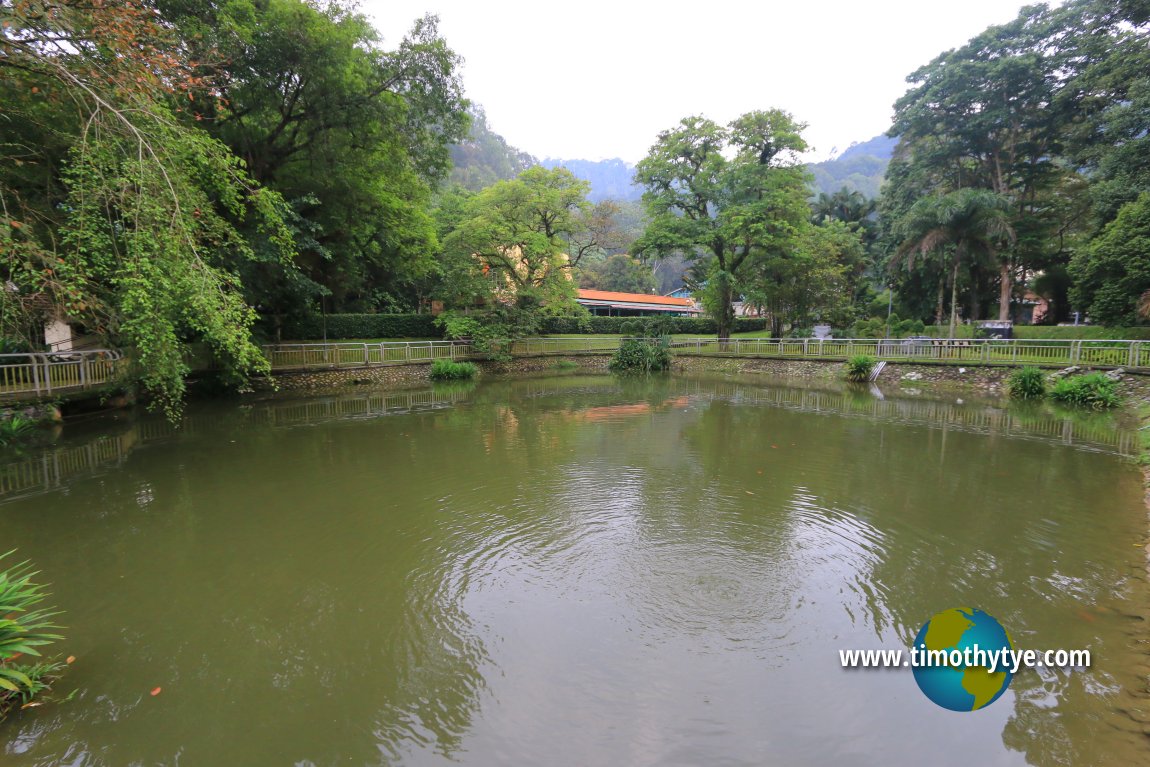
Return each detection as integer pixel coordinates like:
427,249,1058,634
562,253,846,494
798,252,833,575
806,134,896,198
540,158,643,202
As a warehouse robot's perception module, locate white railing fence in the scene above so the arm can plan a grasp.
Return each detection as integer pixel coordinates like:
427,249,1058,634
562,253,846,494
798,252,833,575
0,350,123,399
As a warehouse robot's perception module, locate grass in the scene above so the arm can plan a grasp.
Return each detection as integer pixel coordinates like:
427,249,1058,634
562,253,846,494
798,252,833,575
1007,367,1047,399
844,355,878,382
428,359,478,381
1049,372,1120,409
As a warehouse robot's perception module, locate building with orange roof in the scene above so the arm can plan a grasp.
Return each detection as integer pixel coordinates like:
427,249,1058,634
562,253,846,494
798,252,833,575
575,289,702,317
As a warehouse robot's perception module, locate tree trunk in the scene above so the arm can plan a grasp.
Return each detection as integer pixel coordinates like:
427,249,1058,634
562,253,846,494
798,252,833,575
717,279,735,341
998,260,1012,321
949,257,961,340
935,279,946,326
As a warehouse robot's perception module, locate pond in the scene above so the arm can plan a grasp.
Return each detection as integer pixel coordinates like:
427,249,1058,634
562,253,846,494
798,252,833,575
1,374,1149,766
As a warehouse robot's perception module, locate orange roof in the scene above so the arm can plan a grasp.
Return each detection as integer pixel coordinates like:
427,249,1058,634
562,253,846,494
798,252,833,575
576,289,694,307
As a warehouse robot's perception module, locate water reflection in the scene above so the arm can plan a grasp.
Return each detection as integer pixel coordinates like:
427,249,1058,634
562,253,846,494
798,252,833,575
1,375,1147,766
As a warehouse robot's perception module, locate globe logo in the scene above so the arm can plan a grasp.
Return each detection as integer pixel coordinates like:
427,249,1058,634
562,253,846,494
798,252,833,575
912,607,1015,711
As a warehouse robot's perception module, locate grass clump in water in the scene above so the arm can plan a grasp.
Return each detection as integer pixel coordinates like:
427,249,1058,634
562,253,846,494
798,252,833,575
429,359,479,381
1049,372,1120,409
1007,367,1046,399
844,355,877,383
609,338,671,373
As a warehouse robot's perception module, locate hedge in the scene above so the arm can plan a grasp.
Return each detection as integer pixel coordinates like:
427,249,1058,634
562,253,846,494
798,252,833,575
281,313,442,340
280,313,769,340
922,324,1150,340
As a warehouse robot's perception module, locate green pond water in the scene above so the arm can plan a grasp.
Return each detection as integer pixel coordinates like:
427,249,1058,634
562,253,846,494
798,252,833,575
2,374,1149,766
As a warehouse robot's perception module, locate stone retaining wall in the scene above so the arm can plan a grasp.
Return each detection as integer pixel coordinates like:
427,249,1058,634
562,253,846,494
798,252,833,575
262,352,1150,401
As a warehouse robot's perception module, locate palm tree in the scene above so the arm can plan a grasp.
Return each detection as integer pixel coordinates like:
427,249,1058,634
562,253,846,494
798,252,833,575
895,189,1015,338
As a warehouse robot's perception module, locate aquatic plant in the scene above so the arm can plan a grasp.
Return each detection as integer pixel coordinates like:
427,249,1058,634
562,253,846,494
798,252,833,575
1049,372,1120,409
844,355,877,382
0,417,36,447
0,552,65,721
1007,367,1046,399
429,359,479,381
609,338,672,373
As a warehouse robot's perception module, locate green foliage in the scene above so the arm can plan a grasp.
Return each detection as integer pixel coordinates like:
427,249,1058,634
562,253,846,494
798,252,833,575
844,355,877,382
1007,367,1047,399
578,254,657,294
806,137,894,198
634,110,815,338
0,551,64,720
428,359,478,381
850,316,926,338
283,314,441,340
553,360,579,371
1069,194,1150,326
1049,373,1120,409
0,417,37,447
609,338,672,374
449,106,538,191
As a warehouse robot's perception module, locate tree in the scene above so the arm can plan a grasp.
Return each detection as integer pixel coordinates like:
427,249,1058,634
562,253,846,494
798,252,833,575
440,166,590,316
745,220,860,333
1,0,293,414
633,110,811,339
895,190,1014,338
1069,194,1150,325
578,254,657,294
155,1,470,314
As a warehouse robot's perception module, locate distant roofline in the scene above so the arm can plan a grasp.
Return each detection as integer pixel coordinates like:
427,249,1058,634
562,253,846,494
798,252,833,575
577,289,694,307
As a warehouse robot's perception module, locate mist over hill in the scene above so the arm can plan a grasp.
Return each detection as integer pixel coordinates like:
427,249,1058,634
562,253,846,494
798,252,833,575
807,134,895,198
448,111,895,202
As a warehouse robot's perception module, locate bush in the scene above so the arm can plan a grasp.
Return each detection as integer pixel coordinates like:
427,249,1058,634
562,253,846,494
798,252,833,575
844,355,877,382
1007,367,1047,399
281,313,442,340
1049,373,1120,409
1,551,65,722
429,360,478,381
609,338,672,373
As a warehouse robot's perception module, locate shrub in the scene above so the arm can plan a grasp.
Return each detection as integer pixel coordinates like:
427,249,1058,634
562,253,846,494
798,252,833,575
429,360,478,381
844,354,877,382
619,319,643,337
609,338,672,373
1007,367,1047,399
1049,372,1120,409
0,551,65,722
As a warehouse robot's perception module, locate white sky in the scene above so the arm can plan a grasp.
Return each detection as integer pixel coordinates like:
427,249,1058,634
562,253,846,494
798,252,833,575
363,0,1041,163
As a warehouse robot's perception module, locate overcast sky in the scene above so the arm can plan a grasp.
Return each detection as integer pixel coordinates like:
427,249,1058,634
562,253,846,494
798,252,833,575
363,0,1041,164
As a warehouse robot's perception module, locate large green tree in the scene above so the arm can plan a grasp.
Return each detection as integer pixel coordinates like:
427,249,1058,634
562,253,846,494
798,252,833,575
1069,194,1150,325
156,0,470,315
1,0,293,413
895,189,1014,338
633,110,812,338
578,254,657,294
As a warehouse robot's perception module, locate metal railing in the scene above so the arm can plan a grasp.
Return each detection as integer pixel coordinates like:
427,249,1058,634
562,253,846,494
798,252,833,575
262,340,476,371
0,350,123,399
259,337,1150,371
660,337,1150,368
5,337,1147,403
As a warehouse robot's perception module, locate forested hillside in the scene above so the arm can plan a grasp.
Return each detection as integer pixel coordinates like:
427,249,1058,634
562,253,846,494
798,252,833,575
807,134,895,198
